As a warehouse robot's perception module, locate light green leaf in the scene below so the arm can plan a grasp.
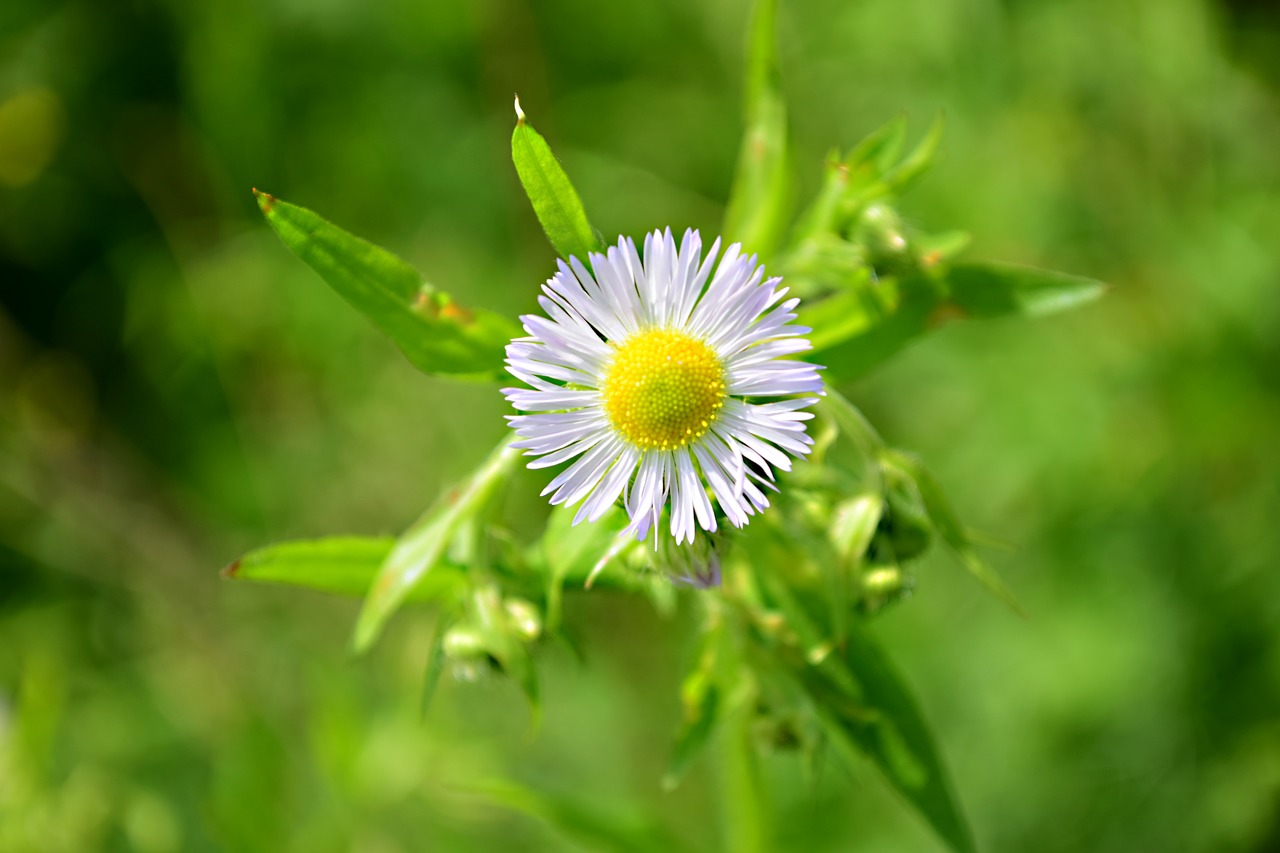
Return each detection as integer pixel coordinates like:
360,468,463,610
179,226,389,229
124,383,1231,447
946,261,1107,319
254,190,516,380
882,449,1027,617
511,100,603,264
224,536,467,601
352,438,519,653
722,0,789,257
883,112,945,193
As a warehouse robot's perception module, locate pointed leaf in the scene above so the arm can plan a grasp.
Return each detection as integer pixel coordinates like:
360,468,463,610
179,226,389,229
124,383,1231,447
946,261,1106,319
882,449,1027,617
833,623,976,853
511,100,602,264
883,112,945,193
846,114,908,178
353,439,519,653
722,0,789,257
254,190,516,379
224,536,465,601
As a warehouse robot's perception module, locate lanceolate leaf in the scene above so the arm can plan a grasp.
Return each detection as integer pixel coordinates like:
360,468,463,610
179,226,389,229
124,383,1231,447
946,261,1106,319
722,0,790,257
352,438,520,653
749,572,974,853
254,191,515,379
831,624,976,853
511,100,603,264
224,536,464,601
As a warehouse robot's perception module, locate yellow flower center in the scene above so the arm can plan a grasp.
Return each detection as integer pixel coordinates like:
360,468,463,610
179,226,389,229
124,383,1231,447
602,329,726,450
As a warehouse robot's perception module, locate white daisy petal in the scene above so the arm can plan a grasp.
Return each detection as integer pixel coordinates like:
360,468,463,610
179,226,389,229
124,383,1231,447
504,229,824,550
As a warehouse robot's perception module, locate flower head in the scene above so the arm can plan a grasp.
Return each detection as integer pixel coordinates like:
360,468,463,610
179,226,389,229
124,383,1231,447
504,228,823,544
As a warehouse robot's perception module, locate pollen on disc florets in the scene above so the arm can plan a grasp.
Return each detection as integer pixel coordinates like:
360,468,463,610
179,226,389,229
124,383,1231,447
602,328,727,451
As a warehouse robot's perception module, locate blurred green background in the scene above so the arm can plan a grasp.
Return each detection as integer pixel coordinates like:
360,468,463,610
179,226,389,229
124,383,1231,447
3,0,1279,849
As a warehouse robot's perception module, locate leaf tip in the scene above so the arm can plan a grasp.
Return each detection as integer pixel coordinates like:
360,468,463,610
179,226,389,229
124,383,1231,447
221,559,242,579
252,187,276,215
513,93,525,124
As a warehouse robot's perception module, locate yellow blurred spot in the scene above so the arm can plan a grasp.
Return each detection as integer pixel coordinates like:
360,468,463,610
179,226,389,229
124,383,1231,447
0,87,65,187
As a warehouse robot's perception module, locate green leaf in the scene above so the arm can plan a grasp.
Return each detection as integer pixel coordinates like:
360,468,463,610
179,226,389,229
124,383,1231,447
352,438,520,653
254,190,516,379
511,100,603,264
883,112,945,193
846,113,908,179
747,561,972,853
224,537,468,601
832,623,976,853
722,0,790,257
882,449,1027,617
808,274,944,384
467,780,690,853
946,261,1107,319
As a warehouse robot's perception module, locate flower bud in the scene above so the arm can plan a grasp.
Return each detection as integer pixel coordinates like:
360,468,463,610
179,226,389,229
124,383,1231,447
503,598,542,643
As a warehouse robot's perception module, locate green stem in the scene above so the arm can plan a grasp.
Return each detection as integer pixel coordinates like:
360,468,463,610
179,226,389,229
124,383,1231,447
716,688,770,853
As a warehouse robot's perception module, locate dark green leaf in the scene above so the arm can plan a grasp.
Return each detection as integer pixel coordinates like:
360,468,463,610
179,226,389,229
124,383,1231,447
511,100,603,264
722,0,790,257
833,623,976,853
352,439,519,653
254,190,516,379
946,261,1107,319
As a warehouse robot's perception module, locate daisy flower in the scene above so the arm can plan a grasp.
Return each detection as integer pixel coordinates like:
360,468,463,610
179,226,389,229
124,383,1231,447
504,228,823,545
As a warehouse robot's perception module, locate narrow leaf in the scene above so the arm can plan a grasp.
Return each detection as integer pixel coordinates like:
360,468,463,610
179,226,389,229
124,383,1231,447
835,623,976,853
846,114,908,178
468,780,690,853
353,438,519,652
946,261,1106,319
883,112,945,193
254,190,516,379
511,99,603,264
882,449,1027,617
224,536,466,601
722,0,789,257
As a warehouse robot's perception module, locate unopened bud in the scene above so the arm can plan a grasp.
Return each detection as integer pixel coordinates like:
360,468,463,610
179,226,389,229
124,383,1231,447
503,598,542,642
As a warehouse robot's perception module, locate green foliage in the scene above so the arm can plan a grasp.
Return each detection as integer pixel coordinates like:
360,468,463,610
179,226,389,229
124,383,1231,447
254,190,517,379
11,0,1278,849
511,101,604,264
